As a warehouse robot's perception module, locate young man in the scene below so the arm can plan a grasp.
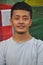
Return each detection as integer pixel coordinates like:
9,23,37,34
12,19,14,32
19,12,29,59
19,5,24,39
0,1,43,65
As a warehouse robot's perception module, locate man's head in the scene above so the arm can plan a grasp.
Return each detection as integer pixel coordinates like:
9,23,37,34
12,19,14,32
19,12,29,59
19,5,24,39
11,1,32,19
10,2,32,34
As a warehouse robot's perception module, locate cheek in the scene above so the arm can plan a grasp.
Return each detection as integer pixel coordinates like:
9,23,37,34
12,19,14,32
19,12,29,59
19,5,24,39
26,20,32,27
12,20,17,27
25,21,30,27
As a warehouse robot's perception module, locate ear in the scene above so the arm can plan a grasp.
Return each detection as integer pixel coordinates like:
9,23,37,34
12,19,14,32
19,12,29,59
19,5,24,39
29,19,32,27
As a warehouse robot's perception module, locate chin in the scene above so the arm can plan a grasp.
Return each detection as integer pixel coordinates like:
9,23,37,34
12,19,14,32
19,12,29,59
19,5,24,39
16,31,26,34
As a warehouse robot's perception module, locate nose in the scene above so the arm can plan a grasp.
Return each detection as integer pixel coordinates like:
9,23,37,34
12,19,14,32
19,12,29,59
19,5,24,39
19,18,24,24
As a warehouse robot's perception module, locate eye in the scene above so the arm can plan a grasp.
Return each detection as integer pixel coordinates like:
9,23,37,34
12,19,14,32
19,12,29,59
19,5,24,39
24,18,29,20
14,17,19,20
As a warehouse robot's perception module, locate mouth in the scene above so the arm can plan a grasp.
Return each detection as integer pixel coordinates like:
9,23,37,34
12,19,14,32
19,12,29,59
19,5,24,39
17,26,25,29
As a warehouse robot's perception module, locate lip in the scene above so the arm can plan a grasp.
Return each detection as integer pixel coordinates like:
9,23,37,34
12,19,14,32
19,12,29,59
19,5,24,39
17,26,25,29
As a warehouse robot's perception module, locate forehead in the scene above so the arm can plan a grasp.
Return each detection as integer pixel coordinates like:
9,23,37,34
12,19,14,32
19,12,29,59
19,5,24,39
12,10,30,16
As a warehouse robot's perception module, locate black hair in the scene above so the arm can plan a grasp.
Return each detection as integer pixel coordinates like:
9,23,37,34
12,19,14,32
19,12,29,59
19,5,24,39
11,1,32,19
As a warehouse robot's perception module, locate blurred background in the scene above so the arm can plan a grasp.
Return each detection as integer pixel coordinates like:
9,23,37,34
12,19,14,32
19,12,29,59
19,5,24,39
0,0,43,41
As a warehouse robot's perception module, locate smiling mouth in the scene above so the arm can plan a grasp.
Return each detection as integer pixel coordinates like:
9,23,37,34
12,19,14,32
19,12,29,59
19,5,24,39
17,26,25,29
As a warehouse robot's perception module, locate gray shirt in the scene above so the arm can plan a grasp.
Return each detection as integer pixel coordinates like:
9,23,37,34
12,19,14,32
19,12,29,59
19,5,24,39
0,37,43,65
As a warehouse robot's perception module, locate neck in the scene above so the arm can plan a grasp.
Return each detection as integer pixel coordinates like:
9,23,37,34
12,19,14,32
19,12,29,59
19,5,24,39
13,31,32,42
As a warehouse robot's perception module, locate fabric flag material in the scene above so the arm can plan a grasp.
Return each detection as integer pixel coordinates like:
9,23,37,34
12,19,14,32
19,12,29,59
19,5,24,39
0,4,12,41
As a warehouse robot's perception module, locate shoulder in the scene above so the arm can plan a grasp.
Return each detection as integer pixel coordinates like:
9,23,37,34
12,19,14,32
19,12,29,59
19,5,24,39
33,37,43,45
0,37,12,44
0,37,12,49
34,37,43,46
34,38,43,65
37,39,43,47
33,37,43,50
0,37,13,56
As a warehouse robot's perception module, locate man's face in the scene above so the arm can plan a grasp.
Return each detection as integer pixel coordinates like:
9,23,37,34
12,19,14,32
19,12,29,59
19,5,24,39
10,10,32,34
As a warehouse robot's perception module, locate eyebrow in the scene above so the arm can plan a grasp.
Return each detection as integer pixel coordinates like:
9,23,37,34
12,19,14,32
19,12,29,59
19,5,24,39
23,15,29,17
15,15,29,17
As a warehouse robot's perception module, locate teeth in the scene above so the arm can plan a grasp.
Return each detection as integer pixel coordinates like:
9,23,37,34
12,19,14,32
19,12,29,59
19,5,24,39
18,26,24,27
17,26,25,28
